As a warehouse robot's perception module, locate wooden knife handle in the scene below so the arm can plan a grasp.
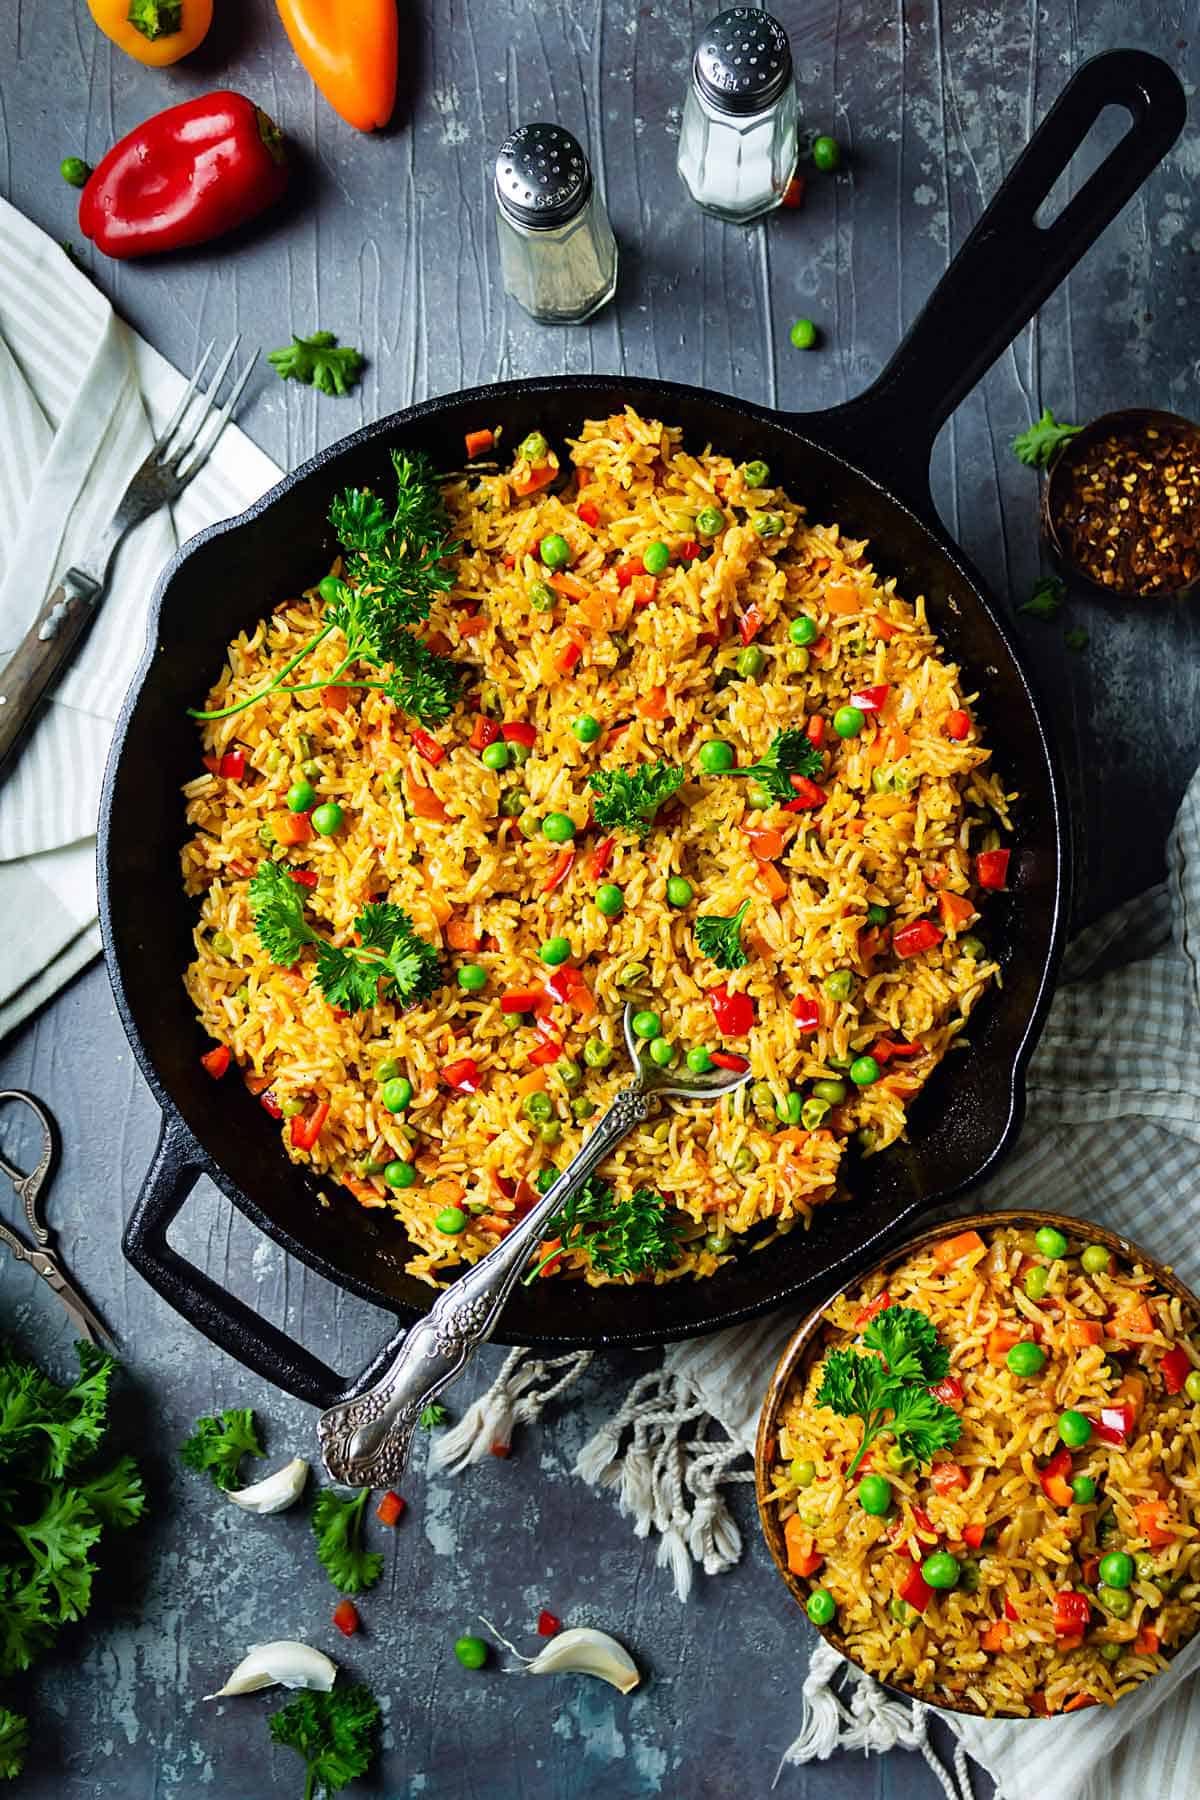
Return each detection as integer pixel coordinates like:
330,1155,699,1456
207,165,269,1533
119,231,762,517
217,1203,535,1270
0,573,102,785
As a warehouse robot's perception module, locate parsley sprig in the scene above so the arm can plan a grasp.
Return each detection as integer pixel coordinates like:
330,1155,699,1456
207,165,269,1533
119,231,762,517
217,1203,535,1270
190,451,463,726
720,729,822,804
1011,408,1082,469
588,761,685,841
249,862,442,1011
312,1489,384,1594
525,1177,683,1282
1020,574,1066,619
179,1407,264,1493
695,900,750,971
815,1304,961,1478
268,330,365,398
269,1683,380,1799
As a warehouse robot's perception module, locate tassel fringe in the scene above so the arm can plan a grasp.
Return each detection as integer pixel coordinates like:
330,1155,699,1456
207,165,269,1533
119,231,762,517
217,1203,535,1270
429,1345,593,1473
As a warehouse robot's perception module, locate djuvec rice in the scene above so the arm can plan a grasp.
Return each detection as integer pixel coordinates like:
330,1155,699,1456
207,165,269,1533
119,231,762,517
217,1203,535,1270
766,1221,1200,1717
182,409,1013,1287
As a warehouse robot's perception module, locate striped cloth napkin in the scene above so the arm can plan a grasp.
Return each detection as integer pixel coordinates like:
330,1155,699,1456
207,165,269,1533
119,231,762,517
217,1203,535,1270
437,767,1200,1800
0,199,280,1039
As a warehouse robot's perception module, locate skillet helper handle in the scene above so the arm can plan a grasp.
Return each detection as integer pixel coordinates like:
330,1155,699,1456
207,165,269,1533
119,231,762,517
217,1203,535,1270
0,573,103,785
124,1111,350,1408
317,1084,651,1487
809,50,1187,512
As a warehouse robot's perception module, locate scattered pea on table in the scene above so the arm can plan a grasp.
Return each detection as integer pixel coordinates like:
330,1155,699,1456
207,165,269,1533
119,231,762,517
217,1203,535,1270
789,318,818,350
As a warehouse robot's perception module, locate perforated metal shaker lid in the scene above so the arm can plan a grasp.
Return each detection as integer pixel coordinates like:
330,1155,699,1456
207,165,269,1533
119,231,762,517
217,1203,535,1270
495,123,592,229
694,8,793,116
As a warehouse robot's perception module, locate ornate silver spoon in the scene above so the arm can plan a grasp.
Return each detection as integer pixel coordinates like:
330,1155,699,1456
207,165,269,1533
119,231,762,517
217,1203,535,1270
317,1004,752,1485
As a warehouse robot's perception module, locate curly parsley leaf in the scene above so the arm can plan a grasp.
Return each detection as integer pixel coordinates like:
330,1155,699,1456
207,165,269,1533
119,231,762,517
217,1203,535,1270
268,330,365,398
815,1305,960,1478
887,1383,964,1465
312,1489,383,1595
249,861,317,967
0,1336,114,1481
588,761,685,841
1019,575,1066,620
1011,408,1081,469
418,1402,449,1430
862,1305,949,1386
249,874,443,1013
526,1178,683,1282
1064,626,1089,653
725,728,822,803
695,900,751,971
382,632,465,724
0,1706,29,1782
269,1684,381,1799
179,1408,264,1493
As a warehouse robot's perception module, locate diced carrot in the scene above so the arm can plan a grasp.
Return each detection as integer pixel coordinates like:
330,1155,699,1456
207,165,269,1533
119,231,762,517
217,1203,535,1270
1113,1300,1155,1339
512,461,557,498
1134,1626,1160,1655
549,570,591,602
981,1621,1010,1652
321,684,350,712
638,685,667,720
630,574,658,608
1066,1320,1104,1347
938,891,977,930
515,1069,548,1098
874,614,898,641
1114,1374,1147,1420
987,1323,1022,1364
1044,1474,1075,1508
479,1212,513,1236
824,582,861,614
428,1178,465,1209
759,861,789,903
406,772,448,821
811,634,832,658
743,826,785,860
342,1176,387,1209
457,612,489,638
554,638,584,676
930,1461,967,1494
274,811,314,847
1062,1692,1096,1713
962,1522,986,1550
375,1488,406,1527
445,917,481,952
1135,1500,1175,1547
579,589,611,630
465,427,495,458
933,1228,986,1267
1030,1691,1050,1717
783,1514,823,1578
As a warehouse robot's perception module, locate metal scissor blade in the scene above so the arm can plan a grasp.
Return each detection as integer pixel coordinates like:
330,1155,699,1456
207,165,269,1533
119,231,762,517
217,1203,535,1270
41,1264,118,1350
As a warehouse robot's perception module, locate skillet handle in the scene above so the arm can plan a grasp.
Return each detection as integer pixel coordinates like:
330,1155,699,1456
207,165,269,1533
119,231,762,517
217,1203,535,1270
803,49,1186,518
123,1111,352,1409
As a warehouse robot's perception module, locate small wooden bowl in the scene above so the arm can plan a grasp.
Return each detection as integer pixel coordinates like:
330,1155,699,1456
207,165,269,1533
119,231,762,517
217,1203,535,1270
1042,407,1200,601
755,1207,1200,1719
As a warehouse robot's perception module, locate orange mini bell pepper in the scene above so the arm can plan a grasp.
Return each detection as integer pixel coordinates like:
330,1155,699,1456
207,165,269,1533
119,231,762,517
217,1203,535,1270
88,0,213,66
274,0,399,132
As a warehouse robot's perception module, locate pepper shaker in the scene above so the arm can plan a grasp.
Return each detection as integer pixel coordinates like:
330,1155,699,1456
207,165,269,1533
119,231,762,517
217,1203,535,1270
677,8,799,223
494,123,618,324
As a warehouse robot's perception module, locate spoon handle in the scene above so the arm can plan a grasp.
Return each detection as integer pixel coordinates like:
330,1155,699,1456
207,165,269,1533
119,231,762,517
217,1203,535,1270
316,1081,650,1486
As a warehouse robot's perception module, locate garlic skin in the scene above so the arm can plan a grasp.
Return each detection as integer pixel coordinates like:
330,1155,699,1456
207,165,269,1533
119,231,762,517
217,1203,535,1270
225,1457,310,1514
205,1641,336,1699
522,1627,640,1693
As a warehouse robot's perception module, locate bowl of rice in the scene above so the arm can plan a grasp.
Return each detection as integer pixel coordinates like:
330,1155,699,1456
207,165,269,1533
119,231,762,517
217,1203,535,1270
756,1211,1200,1718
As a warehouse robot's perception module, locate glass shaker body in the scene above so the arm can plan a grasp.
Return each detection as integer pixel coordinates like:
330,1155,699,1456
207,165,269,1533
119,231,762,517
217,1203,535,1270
677,82,798,223
495,123,618,325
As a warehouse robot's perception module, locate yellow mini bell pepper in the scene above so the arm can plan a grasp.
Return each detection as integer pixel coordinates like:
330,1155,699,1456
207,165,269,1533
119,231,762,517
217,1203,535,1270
87,0,213,67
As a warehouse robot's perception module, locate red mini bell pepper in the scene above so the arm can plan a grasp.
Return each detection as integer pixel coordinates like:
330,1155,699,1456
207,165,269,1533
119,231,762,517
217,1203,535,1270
79,92,289,259
289,868,319,889
783,775,825,811
1039,1446,1074,1508
708,984,755,1037
1088,1403,1134,1446
274,0,398,132
501,987,543,1015
469,715,500,752
218,748,246,780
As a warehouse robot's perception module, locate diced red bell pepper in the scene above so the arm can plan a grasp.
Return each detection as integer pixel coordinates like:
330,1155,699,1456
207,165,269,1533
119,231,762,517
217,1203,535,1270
528,1040,562,1067
805,716,825,747
930,1461,967,1494
1160,1346,1192,1394
201,1044,231,1079
1039,1446,1074,1507
285,869,318,892
543,966,584,1006
944,709,971,741
708,984,755,1037
332,1599,360,1637
679,539,701,561
290,1099,330,1152
259,1089,283,1120
537,1609,562,1637
738,604,765,645
555,638,584,674
976,849,1011,889
616,561,638,589
219,748,246,780
928,1376,964,1409
873,1037,922,1063
709,1050,749,1073
963,1522,987,1550
630,575,658,608
854,1291,891,1329
897,1564,933,1613
1004,1595,1019,1622
502,721,538,748
850,685,890,713
1089,1404,1134,1446
893,919,944,959
542,847,575,894
791,994,820,1032
442,1057,481,1093
411,727,445,765
470,715,501,752
1053,1590,1091,1638
375,1489,405,1527
781,174,806,209
577,501,600,527
784,775,825,811
464,427,495,459
588,836,615,880
202,753,220,774
501,988,543,1014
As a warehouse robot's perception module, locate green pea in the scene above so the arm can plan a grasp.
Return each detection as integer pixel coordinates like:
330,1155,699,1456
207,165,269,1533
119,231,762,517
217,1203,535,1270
457,965,488,993
732,1146,756,1173
540,936,572,966
849,1055,881,1088
287,779,316,812
886,1445,914,1473
649,1038,676,1068
596,883,624,918
667,876,694,908
1082,1244,1112,1275
959,935,986,962
696,505,725,537
789,1459,816,1488
311,802,344,836
827,1053,854,1071
384,1159,416,1189
1071,1476,1097,1505
542,812,575,843
705,1231,733,1255
1058,1409,1092,1449
523,1092,553,1122
538,1121,561,1146
60,156,92,188
811,1079,846,1106
1006,1341,1047,1378
375,1058,401,1084
833,705,866,740
800,1098,830,1131
211,931,233,957
632,1010,661,1041
556,1059,583,1090
743,461,770,489
1185,1371,1200,1403
736,645,766,678
435,1207,467,1235
667,510,696,535
958,1560,982,1595
518,812,541,840
786,647,811,673
301,758,321,780
519,431,548,462
744,778,773,810
866,903,890,927
528,580,556,613
812,134,841,171
823,969,854,1001
1134,1553,1160,1580
1099,1552,1135,1590
889,1597,915,1626
776,1091,804,1126
381,1076,413,1112
539,533,571,569
1100,1640,1123,1663
280,1097,307,1119
695,745,735,787
534,1167,558,1195
1024,1264,1050,1302
642,541,671,575
921,1551,960,1590
581,1038,611,1071
1036,1225,1069,1259
687,1047,713,1074
857,1474,892,1516
481,741,510,771
572,714,601,744
618,962,648,988
856,1127,877,1152
790,318,818,350
499,787,528,817
509,741,532,768
806,1587,836,1626
1098,1585,1133,1619
789,615,818,646
257,823,279,850
454,1633,488,1669
571,1096,597,1121
752,512,783,538
750,1081,776,1114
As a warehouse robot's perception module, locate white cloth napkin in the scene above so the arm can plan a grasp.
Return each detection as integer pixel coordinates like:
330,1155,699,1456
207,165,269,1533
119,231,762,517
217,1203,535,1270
0,199,281,1039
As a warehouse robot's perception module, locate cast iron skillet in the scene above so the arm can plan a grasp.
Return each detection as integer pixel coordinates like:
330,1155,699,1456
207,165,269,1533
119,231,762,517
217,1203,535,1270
100,52,1185,1410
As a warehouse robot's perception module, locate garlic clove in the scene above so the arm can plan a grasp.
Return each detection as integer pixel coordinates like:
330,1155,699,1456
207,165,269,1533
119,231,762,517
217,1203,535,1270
226,1456,310,1514
521,1627,640,1693
204,1641,337,1700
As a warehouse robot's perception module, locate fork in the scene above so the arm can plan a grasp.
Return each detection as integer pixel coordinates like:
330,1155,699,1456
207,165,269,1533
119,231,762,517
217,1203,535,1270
0,337,256,783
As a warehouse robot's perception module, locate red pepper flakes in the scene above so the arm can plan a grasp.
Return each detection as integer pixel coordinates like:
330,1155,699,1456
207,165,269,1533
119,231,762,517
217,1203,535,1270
1050,417,1200,595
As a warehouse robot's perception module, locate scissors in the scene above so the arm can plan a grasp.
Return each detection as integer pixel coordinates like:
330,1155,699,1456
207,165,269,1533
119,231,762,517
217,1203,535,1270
0,1090,116,1349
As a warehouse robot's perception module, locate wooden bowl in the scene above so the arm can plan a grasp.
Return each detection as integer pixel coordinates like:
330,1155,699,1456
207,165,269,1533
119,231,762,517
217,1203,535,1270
755,1207,1200,1719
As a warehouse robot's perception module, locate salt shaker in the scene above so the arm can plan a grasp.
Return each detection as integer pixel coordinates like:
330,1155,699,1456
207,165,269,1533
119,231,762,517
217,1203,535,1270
677,8,799,223
494,123,618,324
